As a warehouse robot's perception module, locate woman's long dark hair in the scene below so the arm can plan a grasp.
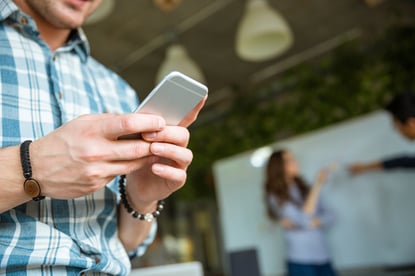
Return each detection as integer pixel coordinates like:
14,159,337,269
264,150,310,221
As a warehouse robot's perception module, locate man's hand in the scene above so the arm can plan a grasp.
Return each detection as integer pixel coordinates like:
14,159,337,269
27,96,206,205
29,113,166,199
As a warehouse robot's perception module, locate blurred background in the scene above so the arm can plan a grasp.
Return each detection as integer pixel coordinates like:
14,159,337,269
83,0,415,275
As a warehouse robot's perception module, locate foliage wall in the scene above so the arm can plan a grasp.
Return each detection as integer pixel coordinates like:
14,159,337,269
180,24,415,200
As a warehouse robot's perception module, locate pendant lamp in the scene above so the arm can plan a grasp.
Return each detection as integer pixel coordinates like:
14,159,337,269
156,44,206,84
235,0,293,62
153,0,183,13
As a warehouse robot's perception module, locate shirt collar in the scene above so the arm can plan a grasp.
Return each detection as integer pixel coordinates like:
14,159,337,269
64,28,91,62
0,0,90,62
0,0,18,20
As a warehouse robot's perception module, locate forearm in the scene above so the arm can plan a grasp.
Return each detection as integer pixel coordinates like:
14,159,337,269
118,200,157,252
365,161,383,170
302,185,322,215
0,145,31,213
349,161,383,174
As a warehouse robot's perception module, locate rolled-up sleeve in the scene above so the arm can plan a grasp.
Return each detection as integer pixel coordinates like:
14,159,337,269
382,155,415,169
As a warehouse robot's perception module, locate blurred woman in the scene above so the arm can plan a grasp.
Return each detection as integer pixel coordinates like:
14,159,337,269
264,149,336,276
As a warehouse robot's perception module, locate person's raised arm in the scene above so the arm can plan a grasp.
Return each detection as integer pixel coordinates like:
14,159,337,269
349,156,415,176
302,169,328,215
348,161,383,175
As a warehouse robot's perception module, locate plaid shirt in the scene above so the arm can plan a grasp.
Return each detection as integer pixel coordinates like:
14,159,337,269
0,1,156,275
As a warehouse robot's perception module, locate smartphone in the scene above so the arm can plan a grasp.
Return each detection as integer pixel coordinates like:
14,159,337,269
119,71,208,139
135,71,208,125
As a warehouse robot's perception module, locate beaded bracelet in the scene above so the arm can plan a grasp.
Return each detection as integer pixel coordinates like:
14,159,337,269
20,140,45,201
118,175,165,222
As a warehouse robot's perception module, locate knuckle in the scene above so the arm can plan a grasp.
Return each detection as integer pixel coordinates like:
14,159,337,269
132,142,149,158
120,115,138,133
79,148,103,162
82,166,103,182
80,174,104,194
151,117,162,129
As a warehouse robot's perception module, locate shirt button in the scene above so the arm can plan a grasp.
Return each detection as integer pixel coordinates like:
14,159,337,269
58,92,63,99
52,55,57,61
20,16,28,25
95,257,101,264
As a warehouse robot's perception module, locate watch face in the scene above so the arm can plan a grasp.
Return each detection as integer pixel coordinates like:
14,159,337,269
24,178,41,198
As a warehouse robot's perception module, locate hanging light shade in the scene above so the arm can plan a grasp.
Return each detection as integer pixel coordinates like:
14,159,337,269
156,44,206,84
364,0,384,7
85,0,115,25
153,0,183,13
235,0,294,62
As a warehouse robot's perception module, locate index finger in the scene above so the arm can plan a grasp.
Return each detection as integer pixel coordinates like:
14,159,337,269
103,113,165,140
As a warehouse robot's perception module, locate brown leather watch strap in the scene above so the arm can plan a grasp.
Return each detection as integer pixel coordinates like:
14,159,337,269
20,140,45,201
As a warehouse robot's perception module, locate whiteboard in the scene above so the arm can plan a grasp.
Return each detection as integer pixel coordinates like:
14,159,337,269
213,111,415,275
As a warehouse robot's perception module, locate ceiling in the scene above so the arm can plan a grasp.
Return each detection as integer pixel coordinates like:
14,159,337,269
83,0,414,124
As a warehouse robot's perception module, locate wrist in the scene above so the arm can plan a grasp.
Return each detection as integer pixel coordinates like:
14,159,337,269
118,175,165,222
127,195,158,214
124,179,158,213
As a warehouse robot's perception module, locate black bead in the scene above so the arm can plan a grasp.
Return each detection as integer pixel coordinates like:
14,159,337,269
118,175,165,221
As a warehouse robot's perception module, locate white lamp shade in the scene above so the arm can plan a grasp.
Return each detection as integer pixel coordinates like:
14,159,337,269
236,0,294,62
85,0,115,25
153,0,183,13
156,44,206,84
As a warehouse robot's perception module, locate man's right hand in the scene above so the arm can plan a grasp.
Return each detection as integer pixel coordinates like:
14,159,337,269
29,113,166,199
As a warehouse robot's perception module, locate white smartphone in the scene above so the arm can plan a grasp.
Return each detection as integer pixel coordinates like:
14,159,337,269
119,71,208,139
135,71,208,125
